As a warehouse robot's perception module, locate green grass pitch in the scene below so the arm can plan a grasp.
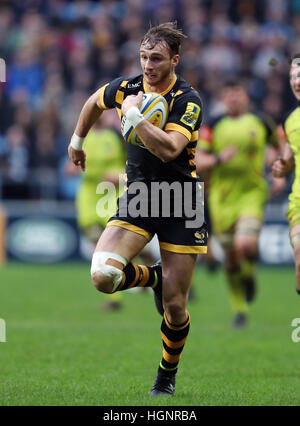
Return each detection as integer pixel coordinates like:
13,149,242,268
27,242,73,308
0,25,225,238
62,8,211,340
0,262,299,406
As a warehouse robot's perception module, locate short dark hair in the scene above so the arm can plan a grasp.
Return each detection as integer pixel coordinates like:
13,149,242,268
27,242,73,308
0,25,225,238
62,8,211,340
141,22,187,56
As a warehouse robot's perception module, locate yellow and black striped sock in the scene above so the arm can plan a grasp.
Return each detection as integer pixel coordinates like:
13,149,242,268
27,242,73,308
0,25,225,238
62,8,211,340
117,262,161,291
159,312,191,374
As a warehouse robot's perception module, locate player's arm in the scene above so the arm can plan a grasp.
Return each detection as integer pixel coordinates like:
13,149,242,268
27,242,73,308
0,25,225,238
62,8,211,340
137,121,188,162
195,124,236,172
121,91,189,162
196,145,236,172
74,89,104,138
68,88,105,171
272,142,295,177
271,123,294,177
257,116,287,195
265,124,286,195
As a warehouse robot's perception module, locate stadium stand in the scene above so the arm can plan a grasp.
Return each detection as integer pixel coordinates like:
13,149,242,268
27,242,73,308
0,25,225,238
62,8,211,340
0,0,298,200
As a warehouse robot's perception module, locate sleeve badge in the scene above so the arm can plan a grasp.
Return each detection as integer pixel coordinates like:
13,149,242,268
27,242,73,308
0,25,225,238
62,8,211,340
180,102,201,129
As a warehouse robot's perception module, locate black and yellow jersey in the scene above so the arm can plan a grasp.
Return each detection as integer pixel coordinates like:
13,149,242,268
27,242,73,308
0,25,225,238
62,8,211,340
98,74,203,184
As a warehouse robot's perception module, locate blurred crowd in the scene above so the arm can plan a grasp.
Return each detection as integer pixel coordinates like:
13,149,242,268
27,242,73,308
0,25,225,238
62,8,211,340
0,0,299,200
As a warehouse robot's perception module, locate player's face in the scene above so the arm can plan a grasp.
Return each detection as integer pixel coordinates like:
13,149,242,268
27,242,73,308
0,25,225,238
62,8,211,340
140,41,179,87
221,87,249,116
290,65,300,101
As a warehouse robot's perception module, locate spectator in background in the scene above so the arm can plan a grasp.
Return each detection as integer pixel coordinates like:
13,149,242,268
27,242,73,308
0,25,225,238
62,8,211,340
0,0,297,200
1,124,30,199
0,85,14,135
262,92,284,125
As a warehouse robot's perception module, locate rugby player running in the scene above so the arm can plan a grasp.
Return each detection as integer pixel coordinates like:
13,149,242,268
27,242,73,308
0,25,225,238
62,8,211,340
272,54,300,296
68,22,207,396
197,81,282,328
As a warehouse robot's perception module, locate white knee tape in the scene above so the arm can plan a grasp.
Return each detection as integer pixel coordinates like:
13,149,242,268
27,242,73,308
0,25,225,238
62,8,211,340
91,252,128,292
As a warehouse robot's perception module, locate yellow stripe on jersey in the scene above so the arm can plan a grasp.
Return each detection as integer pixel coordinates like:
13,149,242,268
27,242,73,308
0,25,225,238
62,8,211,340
114,80,128,109
99,84,109,109
107,220,153,241
191,131,198,142
164,123,191,140
116,107,122,119
116,89,124,104
169,90,183,112
143,75,177,96
187,147,196,155
159,241,207,254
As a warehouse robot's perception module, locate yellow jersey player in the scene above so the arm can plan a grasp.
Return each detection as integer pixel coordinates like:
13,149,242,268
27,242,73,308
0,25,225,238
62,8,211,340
197,81,282,328
272,53,300,296
68,22,206,396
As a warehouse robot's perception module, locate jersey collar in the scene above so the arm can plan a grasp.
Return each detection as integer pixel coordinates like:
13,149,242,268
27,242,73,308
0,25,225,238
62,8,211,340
143,74,177,96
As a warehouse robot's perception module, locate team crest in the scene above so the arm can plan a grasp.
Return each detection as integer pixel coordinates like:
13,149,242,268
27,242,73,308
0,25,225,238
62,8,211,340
180,102,200,129
194,231,205,240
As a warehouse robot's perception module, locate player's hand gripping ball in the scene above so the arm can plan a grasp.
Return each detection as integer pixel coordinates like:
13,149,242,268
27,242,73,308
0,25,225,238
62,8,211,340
121,93,168,147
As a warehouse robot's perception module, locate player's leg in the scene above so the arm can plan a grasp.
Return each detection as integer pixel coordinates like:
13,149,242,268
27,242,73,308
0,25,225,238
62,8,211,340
82,225,123,311
234,217,261,302
209,197,248,323
91,225,160,294
201,199,219,271
290,223,300,294
161,250,196,324
221,237,248,328
150,250,197,396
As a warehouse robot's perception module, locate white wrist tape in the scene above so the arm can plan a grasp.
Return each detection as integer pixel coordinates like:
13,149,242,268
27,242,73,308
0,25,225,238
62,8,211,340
125,106,145,128
70,133,85,150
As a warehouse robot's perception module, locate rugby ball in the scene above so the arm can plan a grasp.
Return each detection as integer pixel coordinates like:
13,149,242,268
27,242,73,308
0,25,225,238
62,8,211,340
121,92,168,147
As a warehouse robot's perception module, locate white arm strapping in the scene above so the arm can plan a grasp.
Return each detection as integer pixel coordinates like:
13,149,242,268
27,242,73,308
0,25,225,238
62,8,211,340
125,106,145,128
70,133,85,151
